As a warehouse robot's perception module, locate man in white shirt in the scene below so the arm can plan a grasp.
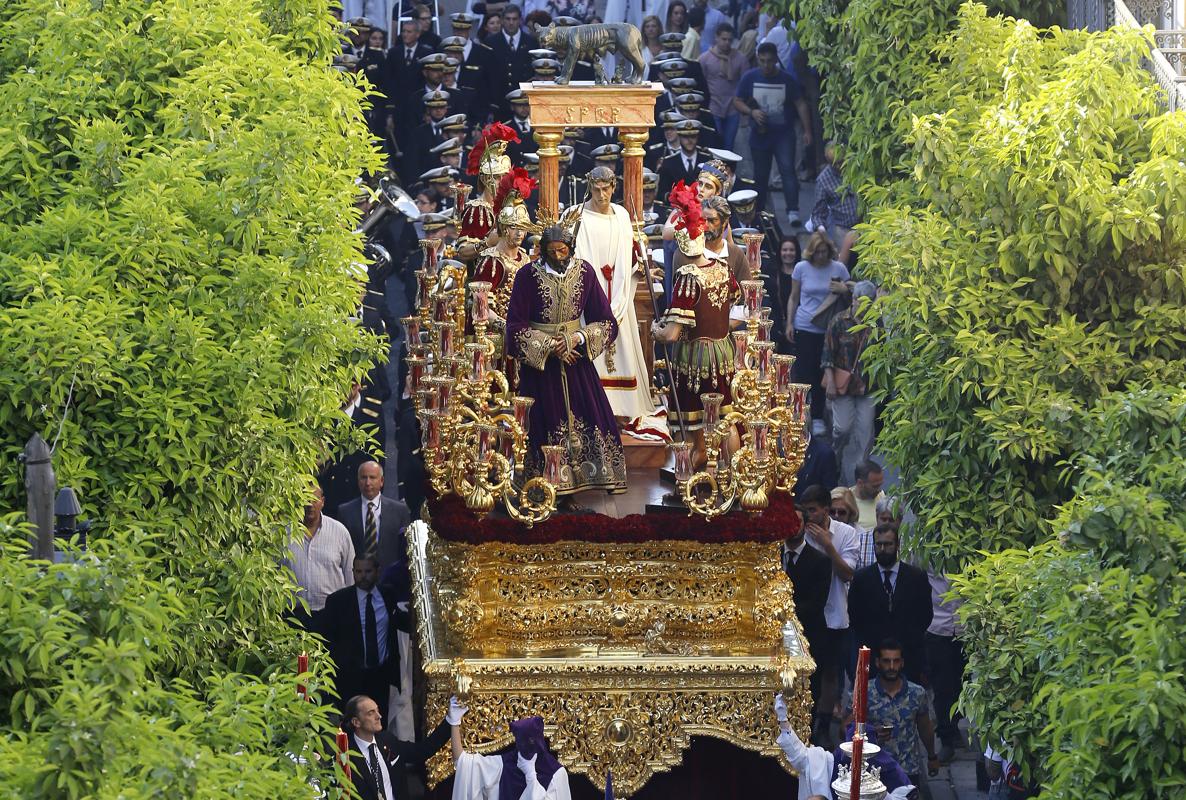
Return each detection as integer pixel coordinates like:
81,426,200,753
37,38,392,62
798,482,858,748
285,486,355,620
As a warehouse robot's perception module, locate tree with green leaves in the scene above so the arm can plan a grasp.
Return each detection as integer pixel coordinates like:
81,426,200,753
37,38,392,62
767,0,1186,794
0,0,383,795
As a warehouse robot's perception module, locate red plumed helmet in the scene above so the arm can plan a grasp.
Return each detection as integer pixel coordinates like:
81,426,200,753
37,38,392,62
667,181,704,240
466,122,522,177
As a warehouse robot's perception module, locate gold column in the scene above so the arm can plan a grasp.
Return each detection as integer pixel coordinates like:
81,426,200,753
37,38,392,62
618,129,649,221
534,129,563,226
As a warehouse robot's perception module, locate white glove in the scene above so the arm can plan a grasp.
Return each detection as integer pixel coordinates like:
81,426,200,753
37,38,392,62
804,218,816,233
446,695,468,726
517,752,538,780
773,693,789,723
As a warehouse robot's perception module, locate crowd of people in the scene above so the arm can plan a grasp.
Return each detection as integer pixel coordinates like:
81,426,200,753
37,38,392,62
274,4,998,799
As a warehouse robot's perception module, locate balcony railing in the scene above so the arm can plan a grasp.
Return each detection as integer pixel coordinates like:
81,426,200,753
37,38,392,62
1068,0,1186,110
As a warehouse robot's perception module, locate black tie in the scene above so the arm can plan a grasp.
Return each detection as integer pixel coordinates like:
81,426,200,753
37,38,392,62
369,743,386,799
364,501,378,556
406,49,413,65
883,569,894,611
365,592,379,668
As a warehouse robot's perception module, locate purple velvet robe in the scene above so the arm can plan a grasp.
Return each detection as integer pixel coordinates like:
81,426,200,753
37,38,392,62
506,259,627,495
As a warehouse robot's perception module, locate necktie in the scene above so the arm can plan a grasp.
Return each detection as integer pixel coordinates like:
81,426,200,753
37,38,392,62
883,569,894,611
369,743,386,799
406,48,413,64
365,592,379,668
364,501,377,556
685,155,693,173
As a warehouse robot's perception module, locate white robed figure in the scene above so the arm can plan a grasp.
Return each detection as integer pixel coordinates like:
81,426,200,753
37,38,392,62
569,166,669,440
450,701,573,800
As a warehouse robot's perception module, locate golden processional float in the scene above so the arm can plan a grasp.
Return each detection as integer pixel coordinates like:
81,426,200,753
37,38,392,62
403,21,816,798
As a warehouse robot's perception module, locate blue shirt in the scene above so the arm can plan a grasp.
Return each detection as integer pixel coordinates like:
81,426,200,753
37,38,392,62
736,66,804,149
865,677,930,776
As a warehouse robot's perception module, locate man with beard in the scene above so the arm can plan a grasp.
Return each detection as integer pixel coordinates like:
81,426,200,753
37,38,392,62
505,225,627,508
450,707,573,800
848,522,933,684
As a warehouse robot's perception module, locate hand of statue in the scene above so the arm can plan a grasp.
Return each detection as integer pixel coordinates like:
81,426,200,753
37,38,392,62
551,336,568,356
561,348,579,365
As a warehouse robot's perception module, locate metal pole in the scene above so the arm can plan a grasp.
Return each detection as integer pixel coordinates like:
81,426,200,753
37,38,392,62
24,433,55,560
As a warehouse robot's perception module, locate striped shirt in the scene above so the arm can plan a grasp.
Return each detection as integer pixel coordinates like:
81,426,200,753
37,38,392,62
285,514,355,612
809,164,860,230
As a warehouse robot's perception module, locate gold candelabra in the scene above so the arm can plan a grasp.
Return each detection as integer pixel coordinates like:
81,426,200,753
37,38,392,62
404,252,558,526
668,272,812,521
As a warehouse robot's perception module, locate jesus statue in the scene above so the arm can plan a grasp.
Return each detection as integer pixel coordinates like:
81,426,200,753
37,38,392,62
566,166,669,441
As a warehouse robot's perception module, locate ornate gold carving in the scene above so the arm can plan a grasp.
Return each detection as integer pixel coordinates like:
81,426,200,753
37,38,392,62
534,130,563,157
618,129,650,158
407,522,816,798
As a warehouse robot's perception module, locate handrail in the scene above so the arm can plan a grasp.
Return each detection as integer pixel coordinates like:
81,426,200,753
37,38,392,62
1071,0,1186,110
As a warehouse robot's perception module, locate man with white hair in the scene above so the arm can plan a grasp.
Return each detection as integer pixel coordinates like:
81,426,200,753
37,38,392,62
822,280,879,485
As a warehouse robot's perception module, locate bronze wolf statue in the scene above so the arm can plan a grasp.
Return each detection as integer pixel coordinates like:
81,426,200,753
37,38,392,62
537,22,647,85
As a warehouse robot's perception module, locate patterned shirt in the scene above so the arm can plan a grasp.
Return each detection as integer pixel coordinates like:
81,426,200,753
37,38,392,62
821,309,872,396
809,163,860,230
864,677,930,776
854,526,875,572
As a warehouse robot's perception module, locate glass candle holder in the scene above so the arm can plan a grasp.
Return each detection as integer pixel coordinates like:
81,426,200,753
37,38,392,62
401,315,421,346
470,281,492,324
753,341,774,383
434,376,456,410
407,356,426,394
476,422,496,462
751,420,770,461
790,383,810,421
417,386,439,413
773,355,793,395
512,396,534,434
424,410,441,451
732,330,749,371
465,342,487,382
420,238,440,274
542,445,565,486
701,392,724,428
669,441,693,482
498,426,516,462
740,279,764,319
433,295,449,323
451,182,472,223
437,323,455,359
759,319,774,343
760,305,772,322
743,231,765,268
415,270,430,311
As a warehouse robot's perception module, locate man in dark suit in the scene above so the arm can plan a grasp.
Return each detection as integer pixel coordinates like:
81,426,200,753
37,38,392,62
657,120,712,197
384,18,433,111
340,693,456,800
488,4,537,114
781,517,832,710
319,367,390,514
318,555,413,727
848,522,934,683
337,460,413,596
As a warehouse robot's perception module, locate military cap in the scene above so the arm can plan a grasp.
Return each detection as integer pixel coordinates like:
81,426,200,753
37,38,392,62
667,77,698,93
430,138,461,157
557,144,575,163
449,12,478,30
523,152,540,172
532,58,560,78
506,88,529,105
418,52,448,68
441,113,468,132
660,111,687,130
443,57,460,73
529,48,558,59
419,166,458,185
728,189,759,210
441,36,467,52
730,227,760,245
675,92,705,112
420,212,452,231
642,170,659,189
422,88,450,108
591,144,622,162
659,32,686,49
674,119,703,135
655,58,688,77
708,148,743,169
348,16,375,30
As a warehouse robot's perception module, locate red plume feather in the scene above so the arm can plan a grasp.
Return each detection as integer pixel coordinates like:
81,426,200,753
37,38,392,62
494,167,537,216
466,122,523,176
667,181,704,240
